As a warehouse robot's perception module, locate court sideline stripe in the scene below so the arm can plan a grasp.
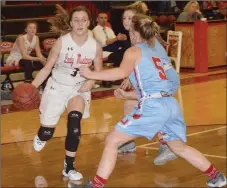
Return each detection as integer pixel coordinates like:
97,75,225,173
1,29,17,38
138,146,227,159
136,125,226,148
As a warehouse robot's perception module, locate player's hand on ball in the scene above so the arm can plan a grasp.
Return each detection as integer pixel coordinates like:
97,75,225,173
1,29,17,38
114,88,127,99
79,66,92,78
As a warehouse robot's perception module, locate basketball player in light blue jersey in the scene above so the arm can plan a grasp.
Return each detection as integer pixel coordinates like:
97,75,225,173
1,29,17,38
117,1,178,166
80,14,226,188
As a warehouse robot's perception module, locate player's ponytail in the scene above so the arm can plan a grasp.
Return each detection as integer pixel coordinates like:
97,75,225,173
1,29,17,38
48,4,91,36
132,14,168,46
152,21,168,47
47,4,70,35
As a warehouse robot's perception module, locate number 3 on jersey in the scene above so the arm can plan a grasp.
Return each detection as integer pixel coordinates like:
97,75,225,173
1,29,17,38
152,57,167,80
71,68,79,77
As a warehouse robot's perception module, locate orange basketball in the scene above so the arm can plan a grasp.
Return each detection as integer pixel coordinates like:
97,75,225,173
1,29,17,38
12,83,40,110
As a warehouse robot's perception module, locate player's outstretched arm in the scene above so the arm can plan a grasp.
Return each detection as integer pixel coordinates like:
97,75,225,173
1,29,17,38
32,38,61,88
78,42,103,92
114,88,137,100
93,42,103,72
79,46,139,81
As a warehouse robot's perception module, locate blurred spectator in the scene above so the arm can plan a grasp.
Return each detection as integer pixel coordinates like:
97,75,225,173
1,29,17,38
219,2,227,19
177,0,204,22
92,12,130,53
6,21,47,83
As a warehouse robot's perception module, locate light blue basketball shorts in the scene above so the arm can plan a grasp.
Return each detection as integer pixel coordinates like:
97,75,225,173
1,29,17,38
115,96,187,143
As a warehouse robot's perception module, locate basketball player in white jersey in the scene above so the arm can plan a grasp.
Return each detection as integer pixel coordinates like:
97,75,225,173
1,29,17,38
31,6,102,181
6,21,46,82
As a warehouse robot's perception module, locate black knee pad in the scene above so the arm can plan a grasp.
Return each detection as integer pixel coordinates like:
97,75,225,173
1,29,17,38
65,111,82,152
38,126,55,141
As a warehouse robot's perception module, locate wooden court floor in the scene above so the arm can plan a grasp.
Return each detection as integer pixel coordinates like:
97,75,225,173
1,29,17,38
1,70,226,187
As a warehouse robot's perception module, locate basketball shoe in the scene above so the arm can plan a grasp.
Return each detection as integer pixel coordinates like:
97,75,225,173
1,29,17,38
33,135,46,152
62,160,83,181
153,143,178,165
118,141,136,153
206,173,226,187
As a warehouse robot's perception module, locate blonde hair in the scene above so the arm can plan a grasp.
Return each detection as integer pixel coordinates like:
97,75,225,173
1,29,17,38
48,4,91,35
132,14,158,41
126,2,167,46
183,0,199,12
125,1,148,14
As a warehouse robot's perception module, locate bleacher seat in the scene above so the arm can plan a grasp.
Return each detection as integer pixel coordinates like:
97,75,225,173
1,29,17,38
0,41,24,90
0,41,13,62
1,18,52,36
43,38,57,52
1,4,58,19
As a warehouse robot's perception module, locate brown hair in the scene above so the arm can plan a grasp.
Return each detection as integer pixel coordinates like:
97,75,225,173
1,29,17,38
69,6,92,22
25,21,38,28
48,4,91,35
23,21,38,35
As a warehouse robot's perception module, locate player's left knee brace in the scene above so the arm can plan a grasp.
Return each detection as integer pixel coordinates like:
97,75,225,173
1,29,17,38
38,126,55,141
65,111,83,152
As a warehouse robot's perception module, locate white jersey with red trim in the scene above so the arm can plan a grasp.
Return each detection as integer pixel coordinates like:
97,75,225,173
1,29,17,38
52,33,96,86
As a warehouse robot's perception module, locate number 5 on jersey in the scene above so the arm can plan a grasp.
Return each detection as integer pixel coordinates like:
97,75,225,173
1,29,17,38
152,57,167,80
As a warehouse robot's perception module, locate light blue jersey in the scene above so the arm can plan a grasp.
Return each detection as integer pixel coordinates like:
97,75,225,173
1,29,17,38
129,42,173,100
115,41,186,143
154,38,180,95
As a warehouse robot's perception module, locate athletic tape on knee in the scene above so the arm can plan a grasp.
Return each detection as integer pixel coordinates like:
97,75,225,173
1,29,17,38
38,126,55,141
65,111,82,152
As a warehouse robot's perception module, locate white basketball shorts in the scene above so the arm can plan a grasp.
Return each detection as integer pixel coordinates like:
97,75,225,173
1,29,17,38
39,77,91,125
